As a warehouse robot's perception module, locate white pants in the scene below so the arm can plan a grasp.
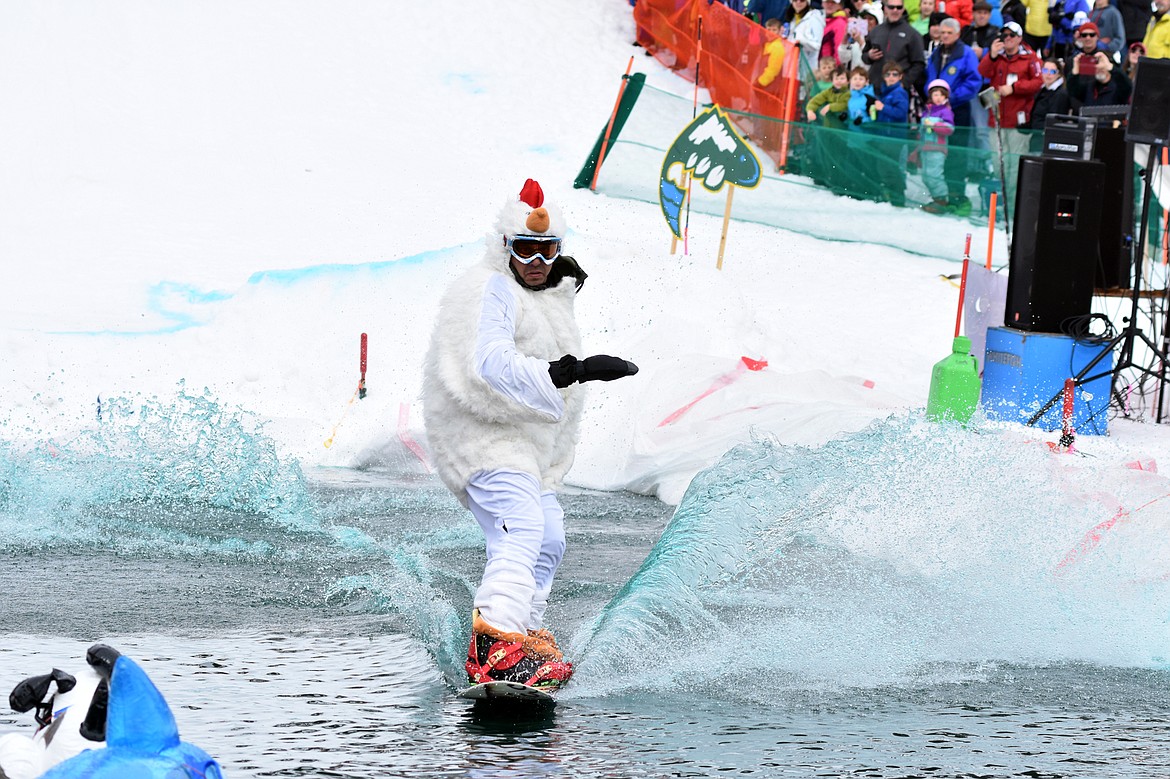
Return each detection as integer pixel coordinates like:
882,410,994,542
466,469,566,635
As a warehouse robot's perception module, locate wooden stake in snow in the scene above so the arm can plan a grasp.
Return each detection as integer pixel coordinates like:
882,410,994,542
658,106,761,268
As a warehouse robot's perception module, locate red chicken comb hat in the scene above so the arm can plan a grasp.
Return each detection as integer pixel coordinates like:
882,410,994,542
519,179,544,208
495,179,565,240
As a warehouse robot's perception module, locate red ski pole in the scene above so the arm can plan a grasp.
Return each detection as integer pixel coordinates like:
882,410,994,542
1058,378,1076,450
359,332,368,399
954,234,972,338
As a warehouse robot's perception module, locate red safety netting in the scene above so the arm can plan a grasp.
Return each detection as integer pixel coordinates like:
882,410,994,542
633,0,802,166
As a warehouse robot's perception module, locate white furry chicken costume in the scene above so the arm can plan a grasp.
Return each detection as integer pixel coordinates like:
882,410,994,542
423,180,586,639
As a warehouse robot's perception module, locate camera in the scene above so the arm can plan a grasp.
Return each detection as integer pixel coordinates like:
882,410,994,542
1047,0,1065,25
996,27,1010,41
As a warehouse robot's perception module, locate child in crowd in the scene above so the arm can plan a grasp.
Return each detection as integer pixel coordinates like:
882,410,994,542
919,79,955,213
874,62,911,206
875,62,911,123
814,56,837,93
804,65,852,193
846,66,877,127
806,65,851,125
757,18,788,87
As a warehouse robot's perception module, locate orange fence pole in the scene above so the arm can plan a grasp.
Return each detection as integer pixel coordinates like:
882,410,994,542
777,44,801,173
986,191,997,270
590,56,636,192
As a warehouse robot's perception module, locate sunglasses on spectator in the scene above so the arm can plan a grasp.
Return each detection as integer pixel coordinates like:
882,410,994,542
506,235,562,264
1041,67,1059,73
1078,31,1097,37
885,4,904,8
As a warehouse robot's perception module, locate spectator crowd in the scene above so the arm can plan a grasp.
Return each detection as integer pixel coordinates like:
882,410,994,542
716,0,1170,213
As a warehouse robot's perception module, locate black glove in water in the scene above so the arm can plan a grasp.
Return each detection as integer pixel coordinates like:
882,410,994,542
548,354,639,389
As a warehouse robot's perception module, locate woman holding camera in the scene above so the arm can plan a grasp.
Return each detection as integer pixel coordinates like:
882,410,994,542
1027,58,1071,152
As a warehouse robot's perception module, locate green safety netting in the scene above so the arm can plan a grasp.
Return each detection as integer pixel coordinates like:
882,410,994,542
577,78,1160,263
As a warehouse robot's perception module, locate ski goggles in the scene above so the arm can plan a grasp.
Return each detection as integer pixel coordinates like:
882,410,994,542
506,235,562,265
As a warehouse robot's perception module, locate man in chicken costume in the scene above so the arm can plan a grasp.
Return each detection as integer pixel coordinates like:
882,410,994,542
423,179,638,690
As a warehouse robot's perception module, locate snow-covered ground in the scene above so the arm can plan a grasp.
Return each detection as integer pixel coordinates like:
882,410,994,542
4,0,1170,506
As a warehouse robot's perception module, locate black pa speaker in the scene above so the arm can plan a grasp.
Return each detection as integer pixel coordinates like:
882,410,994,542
1042,114,1095,160
1007,156,1105,333
1091,123,1132,289
1126,57,1170,146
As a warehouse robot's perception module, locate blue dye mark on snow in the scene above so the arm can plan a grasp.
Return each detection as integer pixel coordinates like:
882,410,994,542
245,242,475,287
442,72,486,94
148,281,233,331
53,243,473,336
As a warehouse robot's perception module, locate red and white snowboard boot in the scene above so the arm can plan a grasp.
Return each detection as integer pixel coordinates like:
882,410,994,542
465,610,573,691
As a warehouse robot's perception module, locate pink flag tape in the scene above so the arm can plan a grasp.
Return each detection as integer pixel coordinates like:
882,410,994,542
398,403,432,473
658,356,768,427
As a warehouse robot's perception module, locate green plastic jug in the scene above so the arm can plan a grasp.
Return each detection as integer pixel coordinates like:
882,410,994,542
926,335,982,423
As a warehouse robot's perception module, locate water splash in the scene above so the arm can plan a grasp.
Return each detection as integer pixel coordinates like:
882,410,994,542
572,417,1170,699
327,536,479,685
0,386,316,554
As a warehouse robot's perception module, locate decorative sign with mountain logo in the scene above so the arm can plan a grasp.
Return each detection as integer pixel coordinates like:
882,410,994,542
659,106,762,241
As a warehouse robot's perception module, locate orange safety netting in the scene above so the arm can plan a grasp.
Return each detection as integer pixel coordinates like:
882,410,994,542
633,0,802,166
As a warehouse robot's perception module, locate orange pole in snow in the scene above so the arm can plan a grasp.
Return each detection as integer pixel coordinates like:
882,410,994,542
590,56,635,192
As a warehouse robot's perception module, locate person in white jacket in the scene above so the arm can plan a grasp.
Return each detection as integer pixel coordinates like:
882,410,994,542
784,0,827,76
423,179,638,690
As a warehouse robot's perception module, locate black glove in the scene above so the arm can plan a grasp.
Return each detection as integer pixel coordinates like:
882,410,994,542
548,354,639,389
853,115,863,126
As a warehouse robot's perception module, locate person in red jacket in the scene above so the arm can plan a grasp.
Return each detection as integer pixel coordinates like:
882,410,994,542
937,0,973,27
977,21,1041,201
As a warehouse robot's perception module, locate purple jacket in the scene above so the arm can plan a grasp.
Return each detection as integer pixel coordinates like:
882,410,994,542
920,102,955,152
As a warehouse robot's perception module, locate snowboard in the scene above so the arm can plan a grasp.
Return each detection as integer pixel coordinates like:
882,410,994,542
456,680,556,704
